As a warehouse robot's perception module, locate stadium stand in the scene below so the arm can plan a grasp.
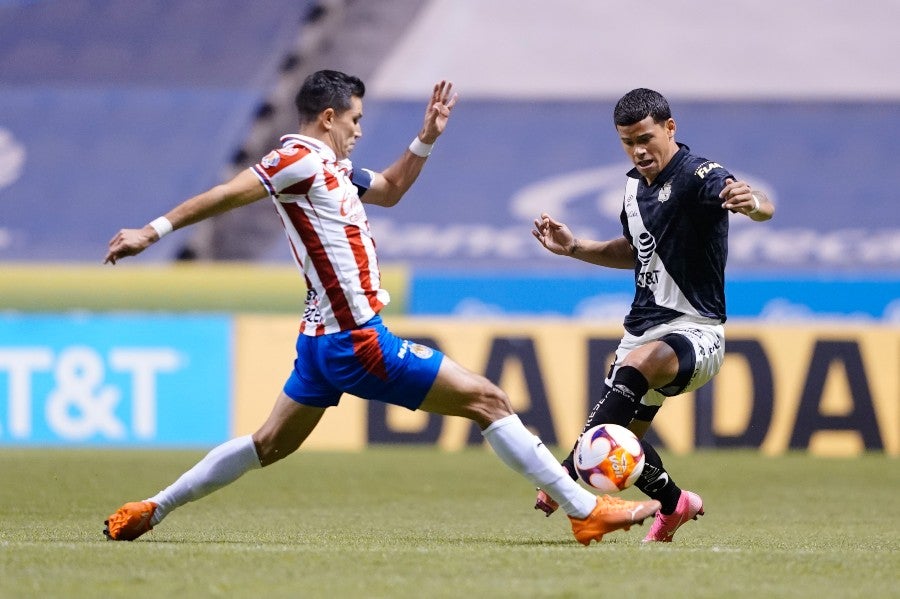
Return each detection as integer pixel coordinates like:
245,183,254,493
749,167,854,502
0,0,427,262
173,0,427,260
0,0,326,261
1,0,898,319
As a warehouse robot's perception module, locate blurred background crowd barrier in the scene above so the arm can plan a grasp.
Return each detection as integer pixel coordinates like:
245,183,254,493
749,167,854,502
1,0,897,452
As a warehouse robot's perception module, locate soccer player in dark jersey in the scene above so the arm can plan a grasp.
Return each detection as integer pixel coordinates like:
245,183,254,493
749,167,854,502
531,87,774,542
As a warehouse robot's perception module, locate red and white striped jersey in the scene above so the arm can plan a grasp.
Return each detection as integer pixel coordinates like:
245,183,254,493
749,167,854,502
252,134,389,336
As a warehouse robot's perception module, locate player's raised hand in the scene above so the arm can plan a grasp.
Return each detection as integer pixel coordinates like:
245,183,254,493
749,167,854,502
719,178,756,213
719,177,773,221
104,227,157,264
532,212,576,256
419,80,457,143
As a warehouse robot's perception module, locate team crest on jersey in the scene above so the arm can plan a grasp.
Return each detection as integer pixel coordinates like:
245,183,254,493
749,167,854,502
261,151,281,168
410,343,434,359
658,181,672,202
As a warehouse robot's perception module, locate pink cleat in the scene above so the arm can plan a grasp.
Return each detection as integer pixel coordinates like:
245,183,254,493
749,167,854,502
534,463,572,517
534,488,559,517
643,490,704,543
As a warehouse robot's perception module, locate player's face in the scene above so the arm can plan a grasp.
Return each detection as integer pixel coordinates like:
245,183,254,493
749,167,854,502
328,96,363,159
616,116,678,184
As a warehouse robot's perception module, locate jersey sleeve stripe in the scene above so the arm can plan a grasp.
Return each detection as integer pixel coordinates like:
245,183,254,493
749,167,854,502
252,166,277,197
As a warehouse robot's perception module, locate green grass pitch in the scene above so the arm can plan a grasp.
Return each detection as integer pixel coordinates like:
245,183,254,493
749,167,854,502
0,448,897,598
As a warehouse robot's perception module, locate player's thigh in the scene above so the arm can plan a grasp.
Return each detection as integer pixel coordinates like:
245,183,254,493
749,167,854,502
628,419,652,439
631,325,725,425
616,340,680,389
418,355,512,427
656,326,724,396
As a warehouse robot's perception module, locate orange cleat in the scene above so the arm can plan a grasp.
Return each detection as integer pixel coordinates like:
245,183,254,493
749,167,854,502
569,495,660,546
643,490,704,543
103,501,158,541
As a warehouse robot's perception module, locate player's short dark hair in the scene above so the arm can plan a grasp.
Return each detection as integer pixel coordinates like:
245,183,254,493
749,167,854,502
613,88,672,127
295,70,366,125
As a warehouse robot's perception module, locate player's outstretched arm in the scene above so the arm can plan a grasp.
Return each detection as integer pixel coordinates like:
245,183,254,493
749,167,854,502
532,213,634,269
104,169,267,264
532,212,576,255
719,178,774,222
362,80,458,208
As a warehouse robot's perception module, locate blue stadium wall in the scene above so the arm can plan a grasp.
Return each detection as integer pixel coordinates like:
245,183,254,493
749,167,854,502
2,98,898,319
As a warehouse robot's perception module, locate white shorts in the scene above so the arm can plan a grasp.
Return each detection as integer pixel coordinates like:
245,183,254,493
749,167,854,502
607,315,725,410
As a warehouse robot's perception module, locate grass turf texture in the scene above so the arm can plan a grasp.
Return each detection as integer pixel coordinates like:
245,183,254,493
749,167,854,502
0,448,896,599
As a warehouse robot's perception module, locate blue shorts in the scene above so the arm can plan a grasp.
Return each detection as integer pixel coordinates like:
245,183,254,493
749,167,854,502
282,315,444,410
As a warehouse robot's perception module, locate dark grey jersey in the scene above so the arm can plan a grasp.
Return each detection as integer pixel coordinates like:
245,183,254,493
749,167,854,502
620,143,732,335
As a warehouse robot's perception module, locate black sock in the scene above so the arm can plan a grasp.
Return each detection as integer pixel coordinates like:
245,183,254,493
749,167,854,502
602,366,649,425
561,454,578,480
635,439,682,514
563,366,650,480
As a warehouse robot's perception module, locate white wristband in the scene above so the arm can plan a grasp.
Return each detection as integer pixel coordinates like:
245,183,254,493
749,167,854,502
149,216,173,239
748,195,761,215
408,136,433,158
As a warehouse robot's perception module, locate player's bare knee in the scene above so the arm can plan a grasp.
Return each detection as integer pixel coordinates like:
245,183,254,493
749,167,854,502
465,378,513,427
619,353,654,376
619,343,678,388
252,430,298,467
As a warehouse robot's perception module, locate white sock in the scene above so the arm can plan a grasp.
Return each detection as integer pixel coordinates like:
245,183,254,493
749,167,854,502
482,414,596,519
146,434,261,526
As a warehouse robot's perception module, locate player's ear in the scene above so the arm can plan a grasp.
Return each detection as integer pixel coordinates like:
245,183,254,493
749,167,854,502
665,118,676,139
320,107,335,130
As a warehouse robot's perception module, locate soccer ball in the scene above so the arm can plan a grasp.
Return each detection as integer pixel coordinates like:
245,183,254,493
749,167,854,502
574,423,645,493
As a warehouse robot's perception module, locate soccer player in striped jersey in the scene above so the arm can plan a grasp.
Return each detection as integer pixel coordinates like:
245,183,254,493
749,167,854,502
532,88,774,542
102,70,660,545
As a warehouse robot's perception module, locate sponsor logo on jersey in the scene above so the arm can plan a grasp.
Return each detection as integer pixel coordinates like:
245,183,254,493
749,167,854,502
636,231,656,266
339,191,362,218
635,231,660,288
637,269,660,288
694,161,723,179
302,289,323,325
